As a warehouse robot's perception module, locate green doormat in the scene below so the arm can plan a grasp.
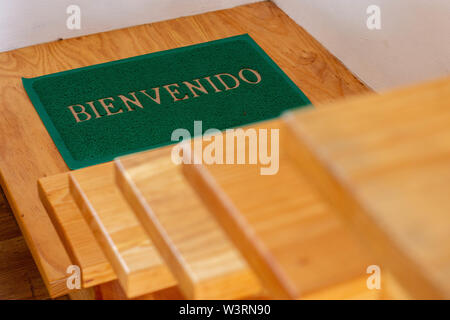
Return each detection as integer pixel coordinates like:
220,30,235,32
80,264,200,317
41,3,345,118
23,34,310,169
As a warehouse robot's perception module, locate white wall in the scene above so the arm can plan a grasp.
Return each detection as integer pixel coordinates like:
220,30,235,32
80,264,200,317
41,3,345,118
0,0,260,53
2,0,448,91
274,0,450,91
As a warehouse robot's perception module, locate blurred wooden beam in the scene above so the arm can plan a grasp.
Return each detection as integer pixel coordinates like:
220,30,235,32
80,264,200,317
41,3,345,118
284,77,450,299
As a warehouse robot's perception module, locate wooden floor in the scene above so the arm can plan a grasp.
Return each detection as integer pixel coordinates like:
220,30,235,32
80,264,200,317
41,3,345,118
284,77,450,299
0,188,49,299
0,1,368,298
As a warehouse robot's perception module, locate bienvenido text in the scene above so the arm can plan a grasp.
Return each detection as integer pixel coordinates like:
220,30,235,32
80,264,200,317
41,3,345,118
67,68,262,123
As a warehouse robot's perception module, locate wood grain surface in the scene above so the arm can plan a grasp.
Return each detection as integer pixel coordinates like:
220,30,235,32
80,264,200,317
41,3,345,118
116,147,261,299
38,173,116,288
182,119,378,299
0,1,368,296
69,164,176,298
98,281,184,300
0,190,49,299
283,77,450,299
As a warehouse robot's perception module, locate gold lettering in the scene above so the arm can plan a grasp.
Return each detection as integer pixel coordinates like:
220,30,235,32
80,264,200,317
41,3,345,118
86,101,102,119
67,70,256,122
214,73,240,91
98,97,123,116
118,92,143,111
182,79,208,98
68,104,91,123
239,68,261,84
140,88,161,105
203,76,222,93
163,83,189,102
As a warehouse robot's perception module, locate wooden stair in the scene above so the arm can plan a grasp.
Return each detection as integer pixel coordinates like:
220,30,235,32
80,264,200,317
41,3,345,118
0,1,369,297
38,174,116,288
37,123,380,299
181,119,377,299
38,140,379,299
37,77,450,299
115,147,261,299
69,164,176,298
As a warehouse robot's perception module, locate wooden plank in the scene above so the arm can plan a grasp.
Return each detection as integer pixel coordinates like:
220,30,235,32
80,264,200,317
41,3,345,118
0,190,21,242
38,173,116,288
283,77,450,299
182,119,377,299
380,272,412,300
0,236,49,300
0,188,49,300
0,1,368,295
68,287,97,300
69,164,176,298
116,147,261,299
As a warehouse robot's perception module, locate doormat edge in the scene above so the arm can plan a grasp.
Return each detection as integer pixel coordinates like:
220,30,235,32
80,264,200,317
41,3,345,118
22,34,312,170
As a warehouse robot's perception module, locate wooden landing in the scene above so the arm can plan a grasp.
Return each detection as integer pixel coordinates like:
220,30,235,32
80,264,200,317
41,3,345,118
38,173,116,288
0,1,368,296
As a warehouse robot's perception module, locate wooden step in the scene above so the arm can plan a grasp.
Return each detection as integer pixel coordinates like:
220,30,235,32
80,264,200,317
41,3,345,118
69,164,176,298
282,77,450,299
115,147,261,299
38,173,116,288
182,119,378,299
0,1,369,297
